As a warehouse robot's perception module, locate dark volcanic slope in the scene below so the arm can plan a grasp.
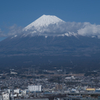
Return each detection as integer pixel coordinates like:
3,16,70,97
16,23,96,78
0,36,100,56
0,35,100,71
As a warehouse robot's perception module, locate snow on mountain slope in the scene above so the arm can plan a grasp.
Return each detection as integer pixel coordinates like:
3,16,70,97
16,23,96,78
23,15,99,37
22,15,68,37
23,15,65,31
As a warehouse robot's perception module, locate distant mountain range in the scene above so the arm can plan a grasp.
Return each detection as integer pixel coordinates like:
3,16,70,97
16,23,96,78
0,15,100,71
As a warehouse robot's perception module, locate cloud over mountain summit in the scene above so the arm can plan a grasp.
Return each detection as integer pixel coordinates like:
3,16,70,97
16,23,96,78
1,15,100,38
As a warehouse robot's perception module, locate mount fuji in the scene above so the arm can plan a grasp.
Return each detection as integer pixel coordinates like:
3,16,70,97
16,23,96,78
0,15,100,71
22,15,67,36
24,15,65,30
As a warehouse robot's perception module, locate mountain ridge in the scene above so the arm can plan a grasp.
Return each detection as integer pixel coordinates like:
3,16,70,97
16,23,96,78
0,35,100,71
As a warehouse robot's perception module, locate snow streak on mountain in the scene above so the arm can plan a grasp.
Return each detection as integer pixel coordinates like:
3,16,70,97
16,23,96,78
23,15,68,36
24,15,65,31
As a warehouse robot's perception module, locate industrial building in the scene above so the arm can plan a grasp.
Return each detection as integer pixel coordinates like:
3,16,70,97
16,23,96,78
28,85,42,92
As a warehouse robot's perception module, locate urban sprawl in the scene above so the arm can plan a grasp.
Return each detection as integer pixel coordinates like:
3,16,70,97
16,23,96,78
0,68,100,100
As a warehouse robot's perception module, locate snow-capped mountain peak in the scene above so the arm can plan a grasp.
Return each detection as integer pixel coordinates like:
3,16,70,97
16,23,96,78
23,15,65,31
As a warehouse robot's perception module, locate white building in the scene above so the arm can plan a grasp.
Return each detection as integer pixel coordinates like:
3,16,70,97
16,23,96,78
65,76,75,80
14,89,20,94
7,89,10,94
2,93,9,100
10,71,17,75
28,85,42,92
21,89,27,96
